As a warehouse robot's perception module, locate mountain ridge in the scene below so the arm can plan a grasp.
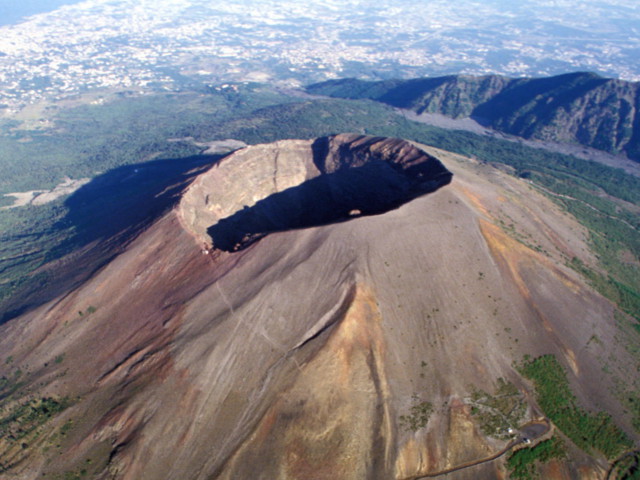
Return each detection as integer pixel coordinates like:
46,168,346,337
307,72,640,161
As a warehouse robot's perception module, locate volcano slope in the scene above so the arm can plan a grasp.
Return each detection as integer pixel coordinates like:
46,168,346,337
0,134,637,479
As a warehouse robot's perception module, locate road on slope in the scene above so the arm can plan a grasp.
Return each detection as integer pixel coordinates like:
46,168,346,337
400,420,551,480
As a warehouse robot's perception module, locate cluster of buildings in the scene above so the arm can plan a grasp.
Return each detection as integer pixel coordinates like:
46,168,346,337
0,0,637,114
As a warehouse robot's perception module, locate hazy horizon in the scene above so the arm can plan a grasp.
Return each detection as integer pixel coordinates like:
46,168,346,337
0,0,638,111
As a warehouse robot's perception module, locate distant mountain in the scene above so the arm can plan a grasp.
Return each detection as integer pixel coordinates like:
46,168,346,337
307,72,640,161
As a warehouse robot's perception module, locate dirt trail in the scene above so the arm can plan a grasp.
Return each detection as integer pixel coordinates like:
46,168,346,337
605,449,640,480
401,421,551,480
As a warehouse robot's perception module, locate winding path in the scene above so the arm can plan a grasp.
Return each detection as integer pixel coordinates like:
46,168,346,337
528,182,639,231
400,420,551,480
605,449,640,480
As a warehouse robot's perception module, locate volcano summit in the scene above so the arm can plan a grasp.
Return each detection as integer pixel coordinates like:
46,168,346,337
179,134,452,251
0,135,636,479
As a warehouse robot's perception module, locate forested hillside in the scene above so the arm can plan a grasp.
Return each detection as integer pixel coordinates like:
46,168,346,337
307,72,640,161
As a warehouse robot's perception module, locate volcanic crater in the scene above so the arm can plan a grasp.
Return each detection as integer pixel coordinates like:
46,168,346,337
0,134,636,480
179,134,453,251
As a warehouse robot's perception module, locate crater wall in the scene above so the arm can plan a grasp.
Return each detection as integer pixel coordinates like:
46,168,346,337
178,134,453,250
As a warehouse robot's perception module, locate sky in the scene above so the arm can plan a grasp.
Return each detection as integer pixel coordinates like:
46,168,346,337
0,0,86,26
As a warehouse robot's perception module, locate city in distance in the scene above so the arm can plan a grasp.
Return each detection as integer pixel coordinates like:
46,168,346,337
0,0,639,112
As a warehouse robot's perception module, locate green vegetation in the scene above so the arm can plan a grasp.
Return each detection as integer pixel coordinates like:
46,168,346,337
399,395,433,432
612,452,640,480
468,378,526,438
0,85,294,193
78,306,97,317
506,436,566,480
518,355,632,459
609,310,640,435
59,419,73,437
188,97,399,145
570,256,640,322
624,393,640,434
0,396,70,440
0,395,71,473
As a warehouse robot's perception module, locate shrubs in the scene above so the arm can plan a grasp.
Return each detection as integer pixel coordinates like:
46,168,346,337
506,436,566,479
468,378,527,438
518,354,632,459
0,397,71,441
399,395,434,432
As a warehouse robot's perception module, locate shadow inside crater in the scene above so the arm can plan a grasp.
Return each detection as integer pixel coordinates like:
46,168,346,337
207,157,452,252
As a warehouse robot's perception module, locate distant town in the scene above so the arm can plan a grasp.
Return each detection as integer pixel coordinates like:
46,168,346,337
0,0,638,113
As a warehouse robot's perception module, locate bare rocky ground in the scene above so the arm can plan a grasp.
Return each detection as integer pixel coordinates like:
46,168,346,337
0,136,635,479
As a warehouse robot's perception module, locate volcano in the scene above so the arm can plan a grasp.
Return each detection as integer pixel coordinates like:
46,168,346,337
0,134,636,480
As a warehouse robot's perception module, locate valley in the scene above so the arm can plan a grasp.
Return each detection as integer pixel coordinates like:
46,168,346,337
398,110,640,178
307,72,640,163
